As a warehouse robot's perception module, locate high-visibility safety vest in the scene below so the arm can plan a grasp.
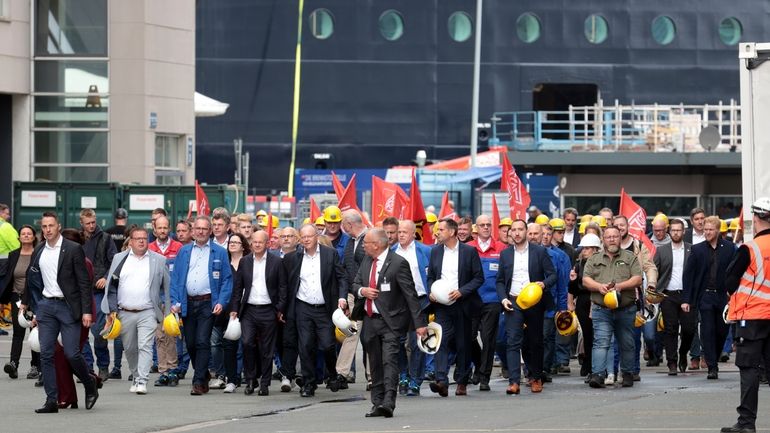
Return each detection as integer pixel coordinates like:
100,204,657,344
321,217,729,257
728,234,770,321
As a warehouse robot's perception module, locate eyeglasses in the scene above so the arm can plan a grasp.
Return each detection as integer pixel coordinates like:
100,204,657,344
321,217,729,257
477,223,492,227
131,237,148,241
229,241,242,245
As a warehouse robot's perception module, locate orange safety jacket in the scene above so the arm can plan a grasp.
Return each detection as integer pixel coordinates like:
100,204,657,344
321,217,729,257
728,234,770,321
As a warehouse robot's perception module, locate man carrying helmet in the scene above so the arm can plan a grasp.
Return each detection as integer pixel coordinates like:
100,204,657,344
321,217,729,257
102,227,170,395
582,226,643,388
495,220,556,394
720,197,770,433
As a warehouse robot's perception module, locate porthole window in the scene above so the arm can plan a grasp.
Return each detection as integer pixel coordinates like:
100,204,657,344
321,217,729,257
448,11,473,42
516,13,541,43
651,16,676,45
584,14,608,44
379,10,404,41
309,9,334,40
719,17,742,46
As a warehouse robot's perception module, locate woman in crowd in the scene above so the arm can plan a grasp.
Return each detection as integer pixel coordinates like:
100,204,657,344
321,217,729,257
569,232,602,382
1,225,41,381
220,232,251,393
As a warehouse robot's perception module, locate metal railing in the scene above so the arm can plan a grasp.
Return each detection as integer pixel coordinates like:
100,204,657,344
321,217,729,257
491,99,741,152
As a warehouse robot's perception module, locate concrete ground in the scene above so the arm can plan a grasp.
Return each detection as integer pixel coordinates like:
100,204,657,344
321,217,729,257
0,331,767,433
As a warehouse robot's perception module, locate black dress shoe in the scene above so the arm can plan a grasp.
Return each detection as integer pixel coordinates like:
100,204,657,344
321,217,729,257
678,357,688,373
35,401,59,414
667,363,678,376
479,382,491,391
257,386,269,396
708,369,719,380
721,424,756,433
300,385,315,397
85,384,99,410
365,406,384,418
327,377,340,392
244,383,255,395
378,405,393,418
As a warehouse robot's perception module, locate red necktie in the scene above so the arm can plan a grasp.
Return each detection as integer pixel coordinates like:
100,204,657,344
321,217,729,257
366,258,378,317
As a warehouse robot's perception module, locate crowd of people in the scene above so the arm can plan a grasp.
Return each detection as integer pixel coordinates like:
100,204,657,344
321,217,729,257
1,198,770,431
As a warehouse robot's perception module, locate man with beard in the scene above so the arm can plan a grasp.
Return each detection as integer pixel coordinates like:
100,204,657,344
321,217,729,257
277,227,299,258
583,226,643,388
653,218,694,376
651,215,672,248
457,217,474,243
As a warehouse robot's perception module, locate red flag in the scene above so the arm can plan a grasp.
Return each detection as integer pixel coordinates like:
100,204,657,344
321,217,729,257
266,213,274,240
371,176,409,226
501,153,530,220
337,173,358,212
407,169,434,245
195,180,210,216
491,194,501,241
309,197,321,222
619,188,656,257
331,171,345,199
438,191,457,221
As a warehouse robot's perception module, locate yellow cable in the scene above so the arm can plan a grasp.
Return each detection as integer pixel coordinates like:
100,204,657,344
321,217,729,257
287,0,304,198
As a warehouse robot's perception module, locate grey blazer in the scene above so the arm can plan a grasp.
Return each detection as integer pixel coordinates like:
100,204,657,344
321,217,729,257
101,250,171,322
653,241,692,291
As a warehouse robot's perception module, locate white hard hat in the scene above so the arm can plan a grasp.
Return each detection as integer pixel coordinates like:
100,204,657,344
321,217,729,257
430,279,456,306
417,322,443,354
28,327,41,352
16,302,33,329
332,308,357,337
578,233,601,248
723,304,734,324
640,303,658,323
751,197,770,218
223,317,242,341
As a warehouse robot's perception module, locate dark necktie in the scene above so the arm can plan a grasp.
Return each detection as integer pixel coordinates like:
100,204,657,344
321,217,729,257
366,258,378,317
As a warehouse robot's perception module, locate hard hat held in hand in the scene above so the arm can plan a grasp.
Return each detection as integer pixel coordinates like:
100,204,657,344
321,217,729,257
417,322,443,355
603,290,620,309
28,327,41,352
657,313,665,332
635,303,658,328
163,313,181,337
516,282,543,310
16,302,33,329
332,308,358,337
645,287,665,304
554,311,578,336
723,304,734,324
223,317,242,341
100,313,121,340
578,233,601,248
431,279,456,306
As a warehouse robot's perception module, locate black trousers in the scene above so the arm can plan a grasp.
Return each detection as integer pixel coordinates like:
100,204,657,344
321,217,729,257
575,294,593,376
295,301,337,386
279,315,299,379
10,293,40,367
241,304,278,387
660,290,697,364
734,320,770,430
434,303,473,385
516,301,546,381
470,302,502,384
699,291,729,370
362,314,400,410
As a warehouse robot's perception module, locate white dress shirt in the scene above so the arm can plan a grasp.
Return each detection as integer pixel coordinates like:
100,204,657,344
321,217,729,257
477,238,491,253
564,229,575,245
510,244,530,296
212,234,229,249
41,235,64,298
247,253,272,305
667,243,686,291
395,241,427,296
117,250,153,310
440,242,460,291
297,247,324,305
692,231,705,245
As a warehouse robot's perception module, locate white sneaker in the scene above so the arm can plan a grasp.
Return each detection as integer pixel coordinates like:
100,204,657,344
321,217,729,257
135,383,147,394
223,383,237,393
209,377,225,389
281,377,292,392
129,382,138,393
604,373,615,385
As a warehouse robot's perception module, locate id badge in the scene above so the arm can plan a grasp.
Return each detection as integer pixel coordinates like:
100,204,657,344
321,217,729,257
489,263,499,272
381,283,391,292
213,271,220,280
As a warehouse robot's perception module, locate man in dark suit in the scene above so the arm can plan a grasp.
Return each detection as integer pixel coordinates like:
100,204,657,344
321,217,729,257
337,209,368,384
231,231,287,396
353,228,426,418
683,215,736,379
684,207,707,245
495,220,557,394
653,218,696,375
563,208,581,249
21,211,98,413
426,218,483,397
283,224,349,397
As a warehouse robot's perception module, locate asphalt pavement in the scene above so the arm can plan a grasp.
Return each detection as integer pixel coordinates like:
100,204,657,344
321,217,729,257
0,332,768,433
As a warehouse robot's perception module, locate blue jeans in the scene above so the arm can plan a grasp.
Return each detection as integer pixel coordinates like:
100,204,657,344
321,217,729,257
591,304,636,376
89,291,111,369
174,334,190,374
183,299,215,385
407,331,426,386
209,324,225,377
543,318,556,372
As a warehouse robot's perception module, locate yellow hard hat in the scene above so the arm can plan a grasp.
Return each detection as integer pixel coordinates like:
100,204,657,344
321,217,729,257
578,221,588,235
256,210,268,217
603,291,620,309
729,218,741,231
472,224,478,234
260,215,280,229
163,313,181,337
634,312,646,328
554,311,578,336
499,217,513,227
653,213,669,226
302,217,311,225
580,214,593,223
516,283,543,309
335,327,347,344
314,216,326,226
591,215,608,228
657,313,665,332
323,205,342,223
720,219,728,233
428,313,436,323
426,212,438,224
549,218,566,231
100,313,122,340
535,214,550,225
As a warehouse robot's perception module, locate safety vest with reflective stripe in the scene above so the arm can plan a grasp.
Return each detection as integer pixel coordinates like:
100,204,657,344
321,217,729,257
728,235,770,321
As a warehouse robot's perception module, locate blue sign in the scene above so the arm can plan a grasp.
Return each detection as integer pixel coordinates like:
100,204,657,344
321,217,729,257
294,169,389,204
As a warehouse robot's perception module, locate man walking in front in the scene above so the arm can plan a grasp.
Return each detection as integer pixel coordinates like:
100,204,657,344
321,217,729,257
102,227,170,394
